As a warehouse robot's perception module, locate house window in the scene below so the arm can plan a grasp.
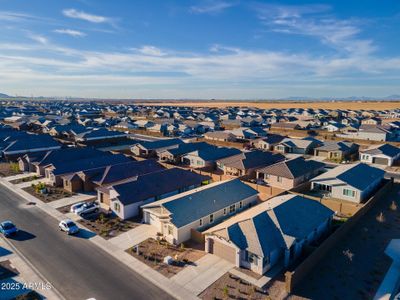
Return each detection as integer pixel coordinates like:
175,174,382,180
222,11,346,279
239,201,243,209
343,189,355,198
209,214,214,223
168,225,173,235
247,252,258,266
199,218,203,226
114,202,120,212
223,208,227,215
229,204,236,213
277,176,282,183
65,180,69,186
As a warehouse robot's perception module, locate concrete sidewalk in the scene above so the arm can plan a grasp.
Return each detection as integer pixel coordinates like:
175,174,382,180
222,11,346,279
171,254,234,296
48,193,96,209
4,172,37,182
109,224,157,250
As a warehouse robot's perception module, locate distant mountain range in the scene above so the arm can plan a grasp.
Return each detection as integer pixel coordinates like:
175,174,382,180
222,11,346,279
1,92,400,101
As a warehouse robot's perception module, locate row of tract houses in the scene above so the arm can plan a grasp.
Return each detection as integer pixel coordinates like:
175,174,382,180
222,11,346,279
0,101,398,277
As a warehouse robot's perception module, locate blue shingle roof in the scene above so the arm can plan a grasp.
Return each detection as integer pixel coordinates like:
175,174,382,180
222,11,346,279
113,168,209,205
163,179,258,228
337,163,385,190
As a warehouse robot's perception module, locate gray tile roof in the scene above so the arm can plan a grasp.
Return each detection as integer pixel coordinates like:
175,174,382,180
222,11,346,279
257,157,324,179
162,179,258,228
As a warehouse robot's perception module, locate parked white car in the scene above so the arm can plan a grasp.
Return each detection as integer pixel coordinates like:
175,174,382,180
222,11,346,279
75,201,100,216
70,201,86,213
59,219,79,235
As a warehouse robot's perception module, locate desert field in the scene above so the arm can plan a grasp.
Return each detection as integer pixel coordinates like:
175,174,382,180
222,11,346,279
137,101,400,110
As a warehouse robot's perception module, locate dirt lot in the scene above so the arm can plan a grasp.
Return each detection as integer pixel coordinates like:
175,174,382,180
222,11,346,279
288,183,400,300
127,238,206,278
78,212,140,239
200,272,269,300
137,101,400,110
23,185,74,203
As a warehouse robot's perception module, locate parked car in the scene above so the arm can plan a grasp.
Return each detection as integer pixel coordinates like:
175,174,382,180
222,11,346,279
59,219,79,235
70,201,86,213
0,220,18,237
75,201,100,216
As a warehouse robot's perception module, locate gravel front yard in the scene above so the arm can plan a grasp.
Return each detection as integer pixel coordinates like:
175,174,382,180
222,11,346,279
78,212,140,239
127,238,206,278
22,185,74,203
0,162,22,177
199,272,270,300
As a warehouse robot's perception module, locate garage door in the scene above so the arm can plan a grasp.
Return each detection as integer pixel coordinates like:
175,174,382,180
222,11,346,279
209,239,236,264
373,157,388,165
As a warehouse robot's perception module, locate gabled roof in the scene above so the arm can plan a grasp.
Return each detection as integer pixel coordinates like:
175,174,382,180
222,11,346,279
217,150,285,170
257,157,324,179
37,147,106,167
111,168,210,206
280,137,317,149
52,153,131,176
163,142,211,156
312,163,385,190
316,141,357,152
3,135,60,153
361,144,400,158
134,138,184,151
205,194,334,257
336,163,385,190
91,160,164,185
147,179,258,228
186,146,241,161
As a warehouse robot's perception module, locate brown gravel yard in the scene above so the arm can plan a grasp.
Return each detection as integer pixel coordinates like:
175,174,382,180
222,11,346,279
9,175,39,184
126,238,206,278
0,162,22,177
22,185,74,202
288,183,400,300
78,212,140,239
200,272,270,300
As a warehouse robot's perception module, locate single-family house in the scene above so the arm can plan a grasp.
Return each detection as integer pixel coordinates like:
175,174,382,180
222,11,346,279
183,146,241,169
204,194,334,274
314,141,359,161
204,131,236,142
256,157,324,189
142,179,259,245
216,150,285,177
359,144,400,167
311,163,385,203
251,134,285,151
274,138,321,155
99,168,210,220
131,138,184,157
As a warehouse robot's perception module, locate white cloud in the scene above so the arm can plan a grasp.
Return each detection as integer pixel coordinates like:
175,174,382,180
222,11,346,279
54,29,86,37
190,1,236,15
256,4,375,56
28,34,48,45
62,8,110,24
136,46,166,56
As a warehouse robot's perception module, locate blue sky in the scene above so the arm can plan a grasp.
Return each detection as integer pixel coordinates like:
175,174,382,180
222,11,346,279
0,0,399,99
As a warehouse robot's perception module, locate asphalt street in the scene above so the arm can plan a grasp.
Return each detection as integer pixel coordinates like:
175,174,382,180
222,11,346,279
0,185,174,300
